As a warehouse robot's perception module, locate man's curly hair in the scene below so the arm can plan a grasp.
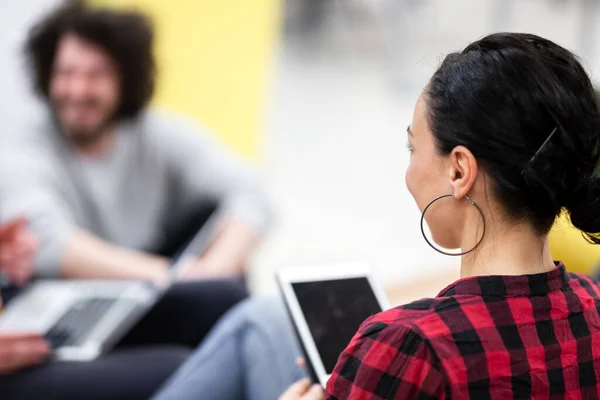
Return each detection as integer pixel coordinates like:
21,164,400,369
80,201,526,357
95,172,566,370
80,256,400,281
25,0,156,120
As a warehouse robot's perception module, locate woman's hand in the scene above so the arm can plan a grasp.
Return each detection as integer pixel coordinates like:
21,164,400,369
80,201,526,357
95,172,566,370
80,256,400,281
279,379,325,400
0,332,50,374
0,218,38,285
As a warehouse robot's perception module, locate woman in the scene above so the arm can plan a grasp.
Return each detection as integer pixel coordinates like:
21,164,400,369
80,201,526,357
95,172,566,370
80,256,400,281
157,32,600,399
320,32,600,398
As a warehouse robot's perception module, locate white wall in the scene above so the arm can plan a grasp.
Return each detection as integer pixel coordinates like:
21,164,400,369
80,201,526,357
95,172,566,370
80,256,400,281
0,1,59,139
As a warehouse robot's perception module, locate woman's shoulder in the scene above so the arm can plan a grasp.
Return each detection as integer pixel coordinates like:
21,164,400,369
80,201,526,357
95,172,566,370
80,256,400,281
371,297,454,328
362,294,483,343
371,298,438,328
567,270,600,297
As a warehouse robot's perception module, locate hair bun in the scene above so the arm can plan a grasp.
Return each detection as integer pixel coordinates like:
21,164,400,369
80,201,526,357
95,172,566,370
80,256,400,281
566,176,600,244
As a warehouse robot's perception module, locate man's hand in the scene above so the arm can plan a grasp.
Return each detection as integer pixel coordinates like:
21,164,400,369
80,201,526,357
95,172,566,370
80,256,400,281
178,258,240,281
61,229,169,281
279,379,325,400
0,332,50,374
0,217,38,285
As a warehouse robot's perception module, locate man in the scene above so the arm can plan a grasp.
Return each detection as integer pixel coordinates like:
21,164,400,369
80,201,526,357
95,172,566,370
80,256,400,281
0,1,271,348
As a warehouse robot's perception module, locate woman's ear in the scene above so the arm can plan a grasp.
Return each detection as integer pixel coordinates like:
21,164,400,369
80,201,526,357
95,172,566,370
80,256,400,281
449,146,478,199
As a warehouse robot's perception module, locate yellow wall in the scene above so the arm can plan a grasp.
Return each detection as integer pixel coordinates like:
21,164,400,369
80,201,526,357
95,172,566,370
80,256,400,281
91,0,280,159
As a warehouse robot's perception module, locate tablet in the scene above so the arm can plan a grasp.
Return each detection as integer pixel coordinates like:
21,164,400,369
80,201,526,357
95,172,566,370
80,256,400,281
277,262,390,387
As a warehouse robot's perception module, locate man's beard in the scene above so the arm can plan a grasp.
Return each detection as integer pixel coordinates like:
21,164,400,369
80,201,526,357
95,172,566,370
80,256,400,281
51,105,117,149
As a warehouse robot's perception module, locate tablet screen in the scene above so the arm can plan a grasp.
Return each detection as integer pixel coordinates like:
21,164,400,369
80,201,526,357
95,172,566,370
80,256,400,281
291,277,383,374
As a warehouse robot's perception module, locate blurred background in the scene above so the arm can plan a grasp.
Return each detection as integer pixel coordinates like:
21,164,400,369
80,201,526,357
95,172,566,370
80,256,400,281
2,0,600,300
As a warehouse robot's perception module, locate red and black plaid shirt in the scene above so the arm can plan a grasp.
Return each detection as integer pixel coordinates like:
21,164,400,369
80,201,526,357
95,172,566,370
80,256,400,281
326,263,600,399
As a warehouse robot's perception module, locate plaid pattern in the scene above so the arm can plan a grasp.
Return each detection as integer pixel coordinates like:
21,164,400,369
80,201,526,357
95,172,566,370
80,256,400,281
326,263,600,399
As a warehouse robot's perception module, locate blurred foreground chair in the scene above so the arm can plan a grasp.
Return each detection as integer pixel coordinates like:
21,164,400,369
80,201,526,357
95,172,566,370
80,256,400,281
549,213,600,276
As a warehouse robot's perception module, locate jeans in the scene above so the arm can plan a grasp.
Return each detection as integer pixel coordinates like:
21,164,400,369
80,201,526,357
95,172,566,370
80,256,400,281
152,297,308,400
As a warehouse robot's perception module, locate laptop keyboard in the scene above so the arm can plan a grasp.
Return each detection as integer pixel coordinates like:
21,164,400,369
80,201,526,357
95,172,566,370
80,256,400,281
45,298,117,348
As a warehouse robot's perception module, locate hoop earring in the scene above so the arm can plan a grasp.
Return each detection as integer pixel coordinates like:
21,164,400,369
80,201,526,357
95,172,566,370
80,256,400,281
420,194,486,256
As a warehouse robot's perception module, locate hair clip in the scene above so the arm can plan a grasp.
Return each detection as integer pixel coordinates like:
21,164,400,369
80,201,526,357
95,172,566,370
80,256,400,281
521,127,558,175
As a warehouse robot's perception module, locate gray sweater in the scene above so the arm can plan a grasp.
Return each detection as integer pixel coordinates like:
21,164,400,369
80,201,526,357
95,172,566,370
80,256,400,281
0,109,273,277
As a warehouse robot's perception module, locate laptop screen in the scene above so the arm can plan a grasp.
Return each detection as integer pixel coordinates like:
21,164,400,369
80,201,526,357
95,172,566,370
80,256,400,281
291,277,382,374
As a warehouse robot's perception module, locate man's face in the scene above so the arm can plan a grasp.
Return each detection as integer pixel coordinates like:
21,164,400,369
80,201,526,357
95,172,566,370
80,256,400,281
49,33,120,146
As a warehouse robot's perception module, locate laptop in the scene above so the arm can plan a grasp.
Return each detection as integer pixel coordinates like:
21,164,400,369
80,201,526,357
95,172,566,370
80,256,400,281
0,214,220,362
277,262,390,387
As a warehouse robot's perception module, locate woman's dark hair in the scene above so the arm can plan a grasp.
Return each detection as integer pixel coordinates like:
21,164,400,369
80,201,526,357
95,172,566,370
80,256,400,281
24,0,155,120
425,33,600,243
